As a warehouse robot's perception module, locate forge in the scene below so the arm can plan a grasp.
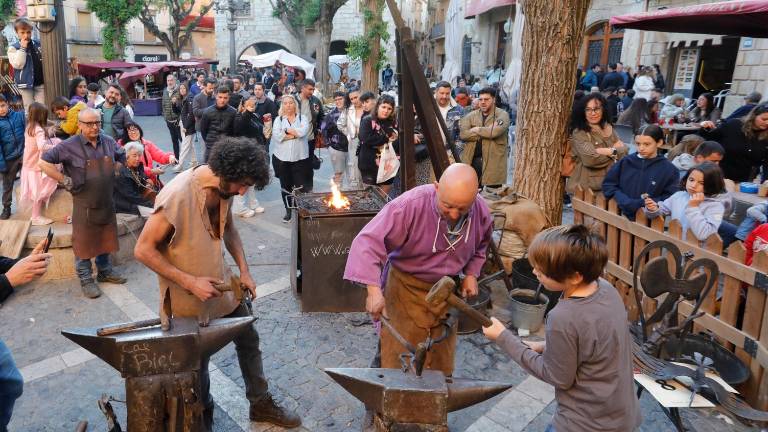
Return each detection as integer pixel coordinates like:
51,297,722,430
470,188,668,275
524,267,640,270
290,186,389,312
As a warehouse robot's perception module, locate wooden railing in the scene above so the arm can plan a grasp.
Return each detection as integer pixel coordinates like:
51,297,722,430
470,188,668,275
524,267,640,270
571,187,768,409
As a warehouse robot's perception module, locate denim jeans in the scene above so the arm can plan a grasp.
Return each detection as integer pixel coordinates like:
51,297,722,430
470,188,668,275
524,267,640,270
736,216,762,241
74,253,112,283
200,304,267,427
718,221,738,248
0,339,23,431
544,424,556,432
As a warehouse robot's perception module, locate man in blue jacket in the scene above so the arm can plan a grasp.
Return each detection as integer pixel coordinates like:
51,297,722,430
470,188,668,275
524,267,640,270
0,95,25,220
580,64,601,91
602,126,680,220
6,18,44,109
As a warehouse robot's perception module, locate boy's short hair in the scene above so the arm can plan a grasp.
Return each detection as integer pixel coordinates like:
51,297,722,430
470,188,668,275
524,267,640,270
51,96,70,111
528,225,608,284
693,140,725,158
13,18,33,31
87,82,100,92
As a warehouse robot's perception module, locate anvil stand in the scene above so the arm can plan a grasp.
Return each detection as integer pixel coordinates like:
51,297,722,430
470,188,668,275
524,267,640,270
327,307,511,431
62,316,254,432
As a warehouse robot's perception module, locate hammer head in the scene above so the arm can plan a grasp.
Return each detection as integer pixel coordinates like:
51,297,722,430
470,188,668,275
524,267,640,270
425,276,456,306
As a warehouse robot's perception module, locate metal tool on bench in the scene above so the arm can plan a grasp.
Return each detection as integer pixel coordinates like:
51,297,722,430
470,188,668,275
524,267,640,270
62,316,254,432
326,277,510,431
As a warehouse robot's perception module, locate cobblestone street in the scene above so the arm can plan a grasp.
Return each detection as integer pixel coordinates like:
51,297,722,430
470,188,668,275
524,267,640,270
0,117,759,431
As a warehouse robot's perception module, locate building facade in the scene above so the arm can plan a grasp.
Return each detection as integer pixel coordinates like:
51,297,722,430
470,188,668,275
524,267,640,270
213,0,429,79
52,0,215,64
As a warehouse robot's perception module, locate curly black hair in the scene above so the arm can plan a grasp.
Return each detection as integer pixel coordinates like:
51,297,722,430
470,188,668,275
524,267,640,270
208,136,271,190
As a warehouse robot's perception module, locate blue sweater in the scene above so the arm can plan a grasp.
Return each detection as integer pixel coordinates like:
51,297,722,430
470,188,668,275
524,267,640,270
602,154,680,220
0,110,25,171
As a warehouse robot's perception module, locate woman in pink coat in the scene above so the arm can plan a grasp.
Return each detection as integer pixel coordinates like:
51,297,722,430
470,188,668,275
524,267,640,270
118,121,177,187
20,102,59,225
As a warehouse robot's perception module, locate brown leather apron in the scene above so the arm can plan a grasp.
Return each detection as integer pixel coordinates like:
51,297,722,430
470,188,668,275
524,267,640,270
381,266,457,376
71,139,119,259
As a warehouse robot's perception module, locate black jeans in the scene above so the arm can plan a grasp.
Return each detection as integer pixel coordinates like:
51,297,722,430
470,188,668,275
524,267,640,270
200,304,268,428
1,157,21,209
166,120,182,158
272,155,312,209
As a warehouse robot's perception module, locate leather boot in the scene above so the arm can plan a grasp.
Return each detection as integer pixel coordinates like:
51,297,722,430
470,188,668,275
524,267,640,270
249,394,301,428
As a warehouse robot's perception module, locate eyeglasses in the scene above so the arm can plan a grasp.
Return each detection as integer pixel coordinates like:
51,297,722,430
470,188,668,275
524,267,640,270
585,107,603,113
79,121,102,128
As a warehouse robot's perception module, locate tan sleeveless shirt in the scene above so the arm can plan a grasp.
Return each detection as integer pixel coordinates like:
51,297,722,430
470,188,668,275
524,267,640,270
153,166,239,321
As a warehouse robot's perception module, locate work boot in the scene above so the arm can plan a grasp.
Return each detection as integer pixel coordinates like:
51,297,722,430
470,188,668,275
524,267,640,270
0,207,10,220
249,394,301,428
80,279,102,298
97,272,127,284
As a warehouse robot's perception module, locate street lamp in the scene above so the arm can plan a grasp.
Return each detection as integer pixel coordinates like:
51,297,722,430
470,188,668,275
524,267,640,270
214,0,250,73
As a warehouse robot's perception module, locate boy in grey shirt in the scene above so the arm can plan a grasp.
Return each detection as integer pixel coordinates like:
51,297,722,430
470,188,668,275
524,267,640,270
484,225,641,432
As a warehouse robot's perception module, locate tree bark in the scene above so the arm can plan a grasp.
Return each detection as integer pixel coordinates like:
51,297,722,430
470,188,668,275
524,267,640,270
512,0,591,225
316,18,332,96
361,0,381,93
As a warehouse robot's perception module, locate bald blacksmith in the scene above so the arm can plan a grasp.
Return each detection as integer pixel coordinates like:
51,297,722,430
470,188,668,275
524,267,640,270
344,163,493,375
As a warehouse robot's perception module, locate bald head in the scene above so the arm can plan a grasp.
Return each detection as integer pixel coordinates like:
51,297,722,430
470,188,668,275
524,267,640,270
434,163,479,223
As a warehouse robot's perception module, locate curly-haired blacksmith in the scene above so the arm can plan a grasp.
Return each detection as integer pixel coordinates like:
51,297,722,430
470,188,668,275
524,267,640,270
134,137,300,428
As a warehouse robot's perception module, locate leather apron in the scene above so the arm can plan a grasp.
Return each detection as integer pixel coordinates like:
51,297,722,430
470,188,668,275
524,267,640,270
71,139,119,259
381,266,457,376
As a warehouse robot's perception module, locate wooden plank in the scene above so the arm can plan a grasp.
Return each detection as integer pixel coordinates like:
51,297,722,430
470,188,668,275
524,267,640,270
649,216,665,260
397,29,416,191
595,193,607,241
606,199,619,265
700,233,723,318
633,210,649,268
573,187,584,225
743,251,768,405
721,242,745,351
572,196,760,285
0,220,31,259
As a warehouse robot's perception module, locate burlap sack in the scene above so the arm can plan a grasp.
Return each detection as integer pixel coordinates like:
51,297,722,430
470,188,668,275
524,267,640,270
482,186,549,246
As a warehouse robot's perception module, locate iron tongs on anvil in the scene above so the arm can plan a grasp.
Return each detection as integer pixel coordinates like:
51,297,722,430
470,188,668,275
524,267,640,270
325,277,511,432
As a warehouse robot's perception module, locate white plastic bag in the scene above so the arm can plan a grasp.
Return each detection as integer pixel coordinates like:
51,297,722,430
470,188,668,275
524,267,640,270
376,142,400,183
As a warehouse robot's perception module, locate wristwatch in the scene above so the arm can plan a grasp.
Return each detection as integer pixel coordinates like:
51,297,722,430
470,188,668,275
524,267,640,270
60,176,73,191
611,148,618,156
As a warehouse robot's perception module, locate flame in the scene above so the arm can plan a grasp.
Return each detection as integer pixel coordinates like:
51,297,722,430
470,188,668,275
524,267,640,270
326,180,350,209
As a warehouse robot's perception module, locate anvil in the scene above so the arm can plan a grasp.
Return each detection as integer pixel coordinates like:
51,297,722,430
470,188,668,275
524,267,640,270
326,368,512,431
62,316,254,432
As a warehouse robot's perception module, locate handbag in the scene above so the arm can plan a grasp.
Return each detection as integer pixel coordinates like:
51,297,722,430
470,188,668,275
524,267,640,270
414,143,429,162
376,142,400,183
560,138,575,178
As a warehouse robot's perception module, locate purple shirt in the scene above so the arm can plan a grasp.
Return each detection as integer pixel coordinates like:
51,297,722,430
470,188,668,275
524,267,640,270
41,133,125,193
344,184,492,287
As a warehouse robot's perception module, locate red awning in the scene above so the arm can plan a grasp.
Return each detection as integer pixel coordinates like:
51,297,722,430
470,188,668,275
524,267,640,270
610,0,768,38
179,15,214,30
465,0,515,18
118,61,206,87
78,61,144,78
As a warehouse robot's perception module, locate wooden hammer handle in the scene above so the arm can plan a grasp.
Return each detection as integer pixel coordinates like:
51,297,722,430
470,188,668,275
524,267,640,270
447,295,493,327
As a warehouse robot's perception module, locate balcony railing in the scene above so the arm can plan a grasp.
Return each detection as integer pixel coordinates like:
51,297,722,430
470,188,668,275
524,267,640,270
69,26,102,43
430,22,445,40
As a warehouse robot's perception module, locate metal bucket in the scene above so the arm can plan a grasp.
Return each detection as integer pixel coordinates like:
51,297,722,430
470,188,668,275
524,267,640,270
507,289,549,332
457,288,491,335
511,258,558,313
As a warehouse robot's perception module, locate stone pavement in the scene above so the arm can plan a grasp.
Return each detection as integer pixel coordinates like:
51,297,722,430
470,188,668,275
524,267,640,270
0,116,760,431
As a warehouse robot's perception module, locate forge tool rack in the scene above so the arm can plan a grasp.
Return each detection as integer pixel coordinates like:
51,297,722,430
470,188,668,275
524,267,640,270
289,186,389,312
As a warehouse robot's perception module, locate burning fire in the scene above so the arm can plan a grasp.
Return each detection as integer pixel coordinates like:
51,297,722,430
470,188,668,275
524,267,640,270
326,180,350,209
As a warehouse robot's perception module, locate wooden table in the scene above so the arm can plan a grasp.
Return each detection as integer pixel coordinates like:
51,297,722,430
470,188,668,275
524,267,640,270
662,123,702,147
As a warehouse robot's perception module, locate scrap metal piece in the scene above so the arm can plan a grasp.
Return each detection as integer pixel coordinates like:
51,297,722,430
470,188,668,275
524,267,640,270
326,368,511,431
62,316,254,432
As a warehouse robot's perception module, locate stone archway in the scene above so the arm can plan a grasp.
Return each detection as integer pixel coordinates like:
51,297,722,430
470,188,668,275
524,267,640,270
240,42,293,59
310,40,348,59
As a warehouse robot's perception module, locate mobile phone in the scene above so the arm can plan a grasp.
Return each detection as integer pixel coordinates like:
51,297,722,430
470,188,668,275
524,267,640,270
43,227,53,253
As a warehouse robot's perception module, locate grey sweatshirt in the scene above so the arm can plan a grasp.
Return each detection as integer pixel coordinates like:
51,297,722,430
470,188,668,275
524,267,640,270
496,279,642,431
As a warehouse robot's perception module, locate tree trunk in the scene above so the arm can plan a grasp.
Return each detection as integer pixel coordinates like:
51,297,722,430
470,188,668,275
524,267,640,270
512,0,591,225
316,17,332,97
361,0,381,93
112,20,126,60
